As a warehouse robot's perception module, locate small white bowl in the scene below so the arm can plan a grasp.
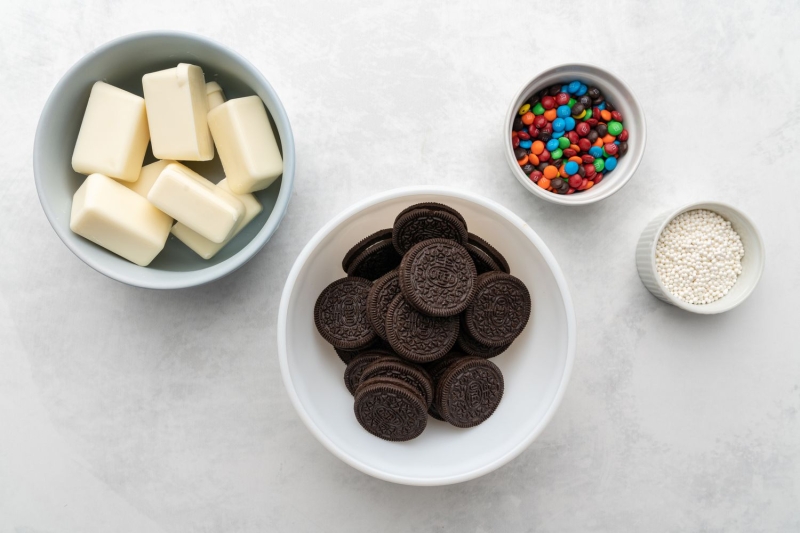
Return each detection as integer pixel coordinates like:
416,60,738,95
277,186,576,485
504,63,646,206
33,31,295,289
636,202,765,314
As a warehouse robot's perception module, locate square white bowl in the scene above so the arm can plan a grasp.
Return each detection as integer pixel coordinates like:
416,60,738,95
278,186,576,485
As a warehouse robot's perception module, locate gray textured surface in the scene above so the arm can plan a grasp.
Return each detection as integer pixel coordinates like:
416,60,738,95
1,1,799,531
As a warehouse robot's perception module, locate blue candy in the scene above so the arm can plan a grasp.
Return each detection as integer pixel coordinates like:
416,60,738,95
551,130,565,139
614,140,620,145
557,105,571,118
576,83,588,96
564,117,576,131
589,146,603,158
519,139,532,149
564,161,579,175
561,85,569,93
598,102,606,111
605,157,618,171
568,81,581,94
546,139,560,151
552,118,566,132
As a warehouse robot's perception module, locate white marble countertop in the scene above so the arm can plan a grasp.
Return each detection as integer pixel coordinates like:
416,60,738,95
1,1,799,531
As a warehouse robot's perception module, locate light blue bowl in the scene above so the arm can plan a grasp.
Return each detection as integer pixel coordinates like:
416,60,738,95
33,31,295,289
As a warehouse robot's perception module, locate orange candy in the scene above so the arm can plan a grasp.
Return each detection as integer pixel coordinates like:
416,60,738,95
559,164,567,176
531,140,545,155
593,138,604,147
600,110,612,121
602,134,616,144
521,112,534,126
568,156,582,164
543,165,558,179
569,144,580,152
585,181,594,190
543,109,557,121
538,177,551,189
528,153,540,166
517,155,529,166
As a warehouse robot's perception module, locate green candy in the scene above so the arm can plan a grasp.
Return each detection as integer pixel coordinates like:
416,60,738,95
594,158,605,173
568,98,576,108
583,109,592,120
558,137,570,149
532,103,545,115
550,148,563,160
607,120,623,136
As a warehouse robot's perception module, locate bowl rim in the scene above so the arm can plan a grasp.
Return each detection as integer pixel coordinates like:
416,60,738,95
646,201,765,314
277,185,577,485
503,62,647,206
32,30,295,289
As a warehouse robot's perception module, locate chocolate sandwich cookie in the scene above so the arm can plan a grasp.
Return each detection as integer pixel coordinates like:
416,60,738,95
385,294,459,363
399,238,477,317
392,208,468,255
342,229,401,281
394,202,468,231
436,357,504,428
456,317,511,359
314,277,376,350
359,359,434,408
343,350,399,395
354,379,428,441
464,272,531,348
466,233,510,275
366,270,402,341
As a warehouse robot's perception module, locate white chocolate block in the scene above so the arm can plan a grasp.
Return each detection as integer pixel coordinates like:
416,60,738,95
206,82,226,111
142,64,214,161
71,82,150,182
147,163,244,243
171,178,263,259
207,95,283,194
120,159,176,198
70,173,172,266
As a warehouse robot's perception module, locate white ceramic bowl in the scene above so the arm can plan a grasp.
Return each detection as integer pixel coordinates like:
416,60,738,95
278,186,576,485
33,31,295,289
504,64,646,206
636,201,765,314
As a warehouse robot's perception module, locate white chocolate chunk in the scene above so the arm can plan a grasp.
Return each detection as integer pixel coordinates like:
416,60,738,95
207,95,283,194
206,82,226,111
71,82,150,182
171,179,263,259
119,159,176,198
142,64,214,161
70,173,172,266
147,163,244,244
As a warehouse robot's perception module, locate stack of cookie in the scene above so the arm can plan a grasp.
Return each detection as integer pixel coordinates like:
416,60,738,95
314,203,531,441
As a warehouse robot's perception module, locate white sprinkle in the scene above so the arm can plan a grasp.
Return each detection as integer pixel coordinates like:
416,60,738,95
655,209,744,305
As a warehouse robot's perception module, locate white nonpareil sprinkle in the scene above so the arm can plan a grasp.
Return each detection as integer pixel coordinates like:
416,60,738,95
655,209,744,305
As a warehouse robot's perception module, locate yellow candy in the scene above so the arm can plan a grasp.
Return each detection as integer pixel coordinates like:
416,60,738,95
573,109,586,119
518,103,531,115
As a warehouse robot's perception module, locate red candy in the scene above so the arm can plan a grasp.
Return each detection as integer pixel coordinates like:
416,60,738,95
517,130,530,140
576,122,591,137
584,164,596,178
594,173,603,184
618,129,629,142
566,131,579,144
528,125,539,137
568,175,583,188
563,149,577,158
512,136,520,148
533,115,548,128
539,149,551,162
541,96,555,110
581,153,594,163
578,139,592,152
611,110,623,121
529,171,542,183
604,143,618,156
555,92,570,106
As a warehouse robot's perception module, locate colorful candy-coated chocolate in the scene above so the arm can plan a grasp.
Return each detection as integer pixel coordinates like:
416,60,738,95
510,80,628,195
